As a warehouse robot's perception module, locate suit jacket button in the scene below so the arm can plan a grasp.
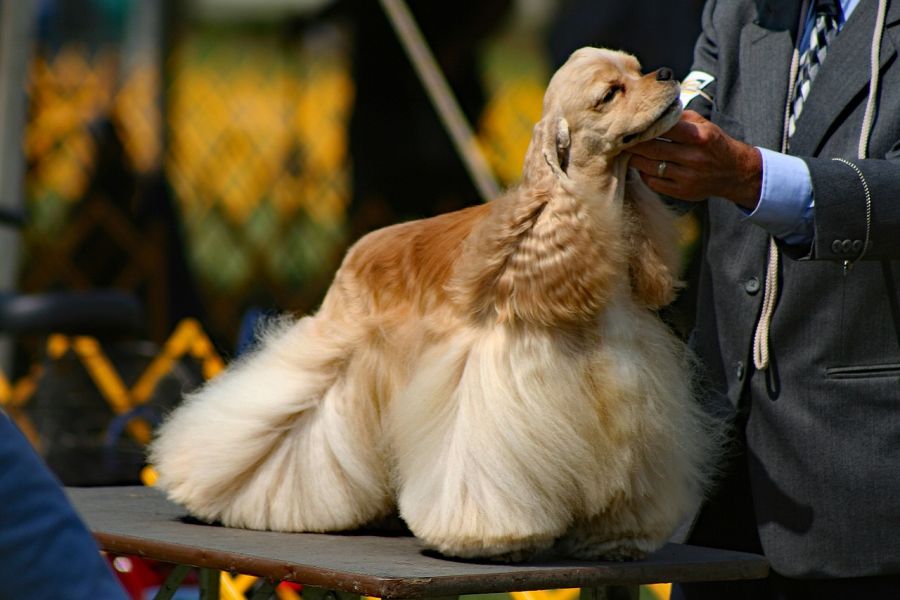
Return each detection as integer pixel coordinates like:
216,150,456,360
851,240,863,253
841,239,853,253
744,276,760,295
736,361,745,381
832,239,843,254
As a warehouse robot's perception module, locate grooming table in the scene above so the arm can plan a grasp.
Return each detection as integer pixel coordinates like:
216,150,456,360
67,486,768,600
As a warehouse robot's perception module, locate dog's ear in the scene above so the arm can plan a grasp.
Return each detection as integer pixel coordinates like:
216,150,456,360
523,113,570,184
541,115,570,179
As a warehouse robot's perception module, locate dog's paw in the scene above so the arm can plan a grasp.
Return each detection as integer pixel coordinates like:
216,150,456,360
593,545,648,562
482,546,539,563
425,532,556,563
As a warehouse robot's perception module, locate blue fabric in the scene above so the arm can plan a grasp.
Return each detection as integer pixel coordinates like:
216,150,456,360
747,0,859,244
746,148,815,244
236,306,272,356
0,412,128,599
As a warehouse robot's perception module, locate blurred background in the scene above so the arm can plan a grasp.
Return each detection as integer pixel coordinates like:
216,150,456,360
0,0,704,597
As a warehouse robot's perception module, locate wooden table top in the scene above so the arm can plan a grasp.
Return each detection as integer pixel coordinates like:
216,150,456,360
67,486,768,598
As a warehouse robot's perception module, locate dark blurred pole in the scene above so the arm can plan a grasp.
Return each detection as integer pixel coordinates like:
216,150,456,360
0,0,37,370
346,0,510,239
379,0,500,203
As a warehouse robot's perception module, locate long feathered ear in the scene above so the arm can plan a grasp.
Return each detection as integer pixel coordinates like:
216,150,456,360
624,174,682,309
523,114,571,184
542,116,570,178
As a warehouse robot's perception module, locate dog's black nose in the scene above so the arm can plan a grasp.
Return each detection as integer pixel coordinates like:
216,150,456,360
656,67,674,81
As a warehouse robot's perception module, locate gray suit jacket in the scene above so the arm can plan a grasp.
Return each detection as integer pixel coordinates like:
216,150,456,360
688,0,900,578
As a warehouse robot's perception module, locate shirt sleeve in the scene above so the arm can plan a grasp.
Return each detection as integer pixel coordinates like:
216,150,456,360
744,147,815,245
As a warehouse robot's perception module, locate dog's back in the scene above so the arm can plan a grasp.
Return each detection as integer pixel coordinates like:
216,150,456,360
331,202,490,319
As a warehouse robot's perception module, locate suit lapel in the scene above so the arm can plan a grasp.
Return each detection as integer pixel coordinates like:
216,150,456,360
741,24,797,149
789,1,900,156
739,1,805,150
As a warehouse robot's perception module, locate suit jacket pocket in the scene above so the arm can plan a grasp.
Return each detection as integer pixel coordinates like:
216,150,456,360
826,363,900,379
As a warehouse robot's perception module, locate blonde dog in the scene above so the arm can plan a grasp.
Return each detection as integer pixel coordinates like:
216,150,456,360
150,47,717,562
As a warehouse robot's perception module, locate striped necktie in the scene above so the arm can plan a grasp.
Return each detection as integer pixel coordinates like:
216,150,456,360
787,0,843,142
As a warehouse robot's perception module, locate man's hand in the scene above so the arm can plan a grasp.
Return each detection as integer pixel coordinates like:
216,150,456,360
629,110,763,210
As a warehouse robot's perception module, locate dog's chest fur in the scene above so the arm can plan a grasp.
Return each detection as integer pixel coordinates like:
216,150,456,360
446,182,629,327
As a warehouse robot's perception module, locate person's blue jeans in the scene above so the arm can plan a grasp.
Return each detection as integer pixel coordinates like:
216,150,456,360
0,411,128,599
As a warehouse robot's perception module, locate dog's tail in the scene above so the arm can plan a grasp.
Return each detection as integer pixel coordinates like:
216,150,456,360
148,315,393,532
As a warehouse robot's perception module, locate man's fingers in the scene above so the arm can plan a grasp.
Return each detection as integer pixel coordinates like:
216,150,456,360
631,154,687,182
639,173,680,196
660,118,706,144
631,112,711,157
630,139,677,160
646,110,709,145
682,109,706,123
629,154,664,175
639,171,703,201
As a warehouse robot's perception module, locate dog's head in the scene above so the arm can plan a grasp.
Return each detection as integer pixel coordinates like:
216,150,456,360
524,47,682,182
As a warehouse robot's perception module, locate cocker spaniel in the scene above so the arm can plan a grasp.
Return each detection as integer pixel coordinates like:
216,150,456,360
150,47,716,562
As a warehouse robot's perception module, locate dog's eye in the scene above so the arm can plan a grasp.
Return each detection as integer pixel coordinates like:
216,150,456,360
595,85,622,108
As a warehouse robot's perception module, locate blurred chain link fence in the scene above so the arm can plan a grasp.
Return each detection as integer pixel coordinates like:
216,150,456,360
21,20,547,343
165,27,357,336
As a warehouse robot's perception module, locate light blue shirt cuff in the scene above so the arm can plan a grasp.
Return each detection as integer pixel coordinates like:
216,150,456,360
744,147,815,246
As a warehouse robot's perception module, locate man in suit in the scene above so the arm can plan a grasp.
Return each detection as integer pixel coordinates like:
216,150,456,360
629,0,900,597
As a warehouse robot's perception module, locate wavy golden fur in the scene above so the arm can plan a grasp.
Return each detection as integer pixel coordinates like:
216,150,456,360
150,47,716,561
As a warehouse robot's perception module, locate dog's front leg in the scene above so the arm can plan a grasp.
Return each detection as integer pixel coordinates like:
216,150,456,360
389,327,596,561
